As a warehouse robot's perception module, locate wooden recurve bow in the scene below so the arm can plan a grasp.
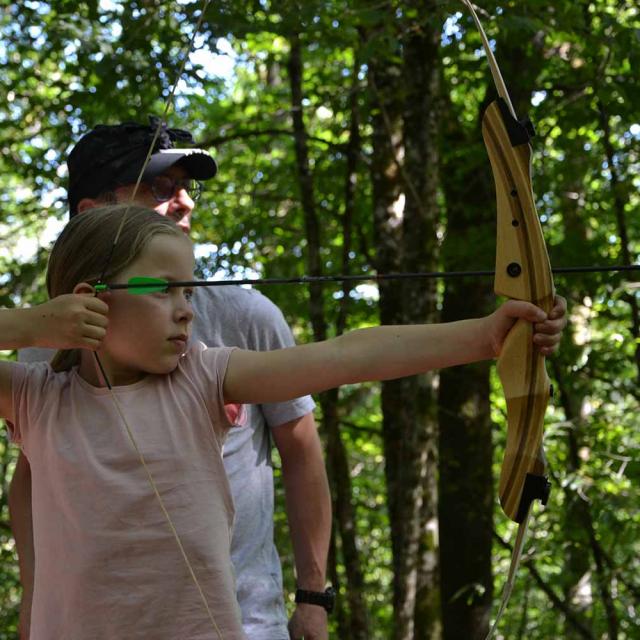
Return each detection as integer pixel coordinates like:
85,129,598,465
460,2,555,637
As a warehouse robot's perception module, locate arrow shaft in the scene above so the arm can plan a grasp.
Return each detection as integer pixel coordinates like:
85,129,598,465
93,263,640,293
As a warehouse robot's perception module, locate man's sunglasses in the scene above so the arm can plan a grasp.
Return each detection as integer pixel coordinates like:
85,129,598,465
148,175,203,203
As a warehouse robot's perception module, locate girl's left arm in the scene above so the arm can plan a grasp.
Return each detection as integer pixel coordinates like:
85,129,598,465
0,307,33,424
223,300,549,405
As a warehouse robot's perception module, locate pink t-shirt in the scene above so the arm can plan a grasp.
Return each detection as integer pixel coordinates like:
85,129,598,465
10,342,246,640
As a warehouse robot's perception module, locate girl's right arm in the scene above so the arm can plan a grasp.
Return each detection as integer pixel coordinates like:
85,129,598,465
0,294,109,421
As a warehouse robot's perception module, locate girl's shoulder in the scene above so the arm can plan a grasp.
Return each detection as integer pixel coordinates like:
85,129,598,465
173,341,242,433
9,361,74,447
13,359,64,387
176,341,236,381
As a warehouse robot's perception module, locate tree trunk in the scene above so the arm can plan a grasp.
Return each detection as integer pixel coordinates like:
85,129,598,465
402,6,443,639
367,3,442,636
438,92,495,639
287,31,370,639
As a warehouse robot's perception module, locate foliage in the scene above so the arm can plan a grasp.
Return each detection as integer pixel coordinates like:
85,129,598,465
0,0,638,638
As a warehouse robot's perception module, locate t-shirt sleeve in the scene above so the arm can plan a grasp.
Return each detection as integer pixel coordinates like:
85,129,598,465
179,344,243,434
191,287,316,428
18,347,55,364
9,362,53,447
242,292,316,427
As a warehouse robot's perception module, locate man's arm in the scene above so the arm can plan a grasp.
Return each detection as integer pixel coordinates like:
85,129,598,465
8,452,34,640
272,413,331,640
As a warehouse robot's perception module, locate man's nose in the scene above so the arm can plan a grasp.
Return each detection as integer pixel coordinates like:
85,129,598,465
168,189,194,233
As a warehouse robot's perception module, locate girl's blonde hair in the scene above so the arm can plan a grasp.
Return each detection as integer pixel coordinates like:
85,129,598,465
47,204,185,372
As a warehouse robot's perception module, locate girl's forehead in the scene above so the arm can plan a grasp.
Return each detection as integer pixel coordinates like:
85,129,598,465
132,233,194,274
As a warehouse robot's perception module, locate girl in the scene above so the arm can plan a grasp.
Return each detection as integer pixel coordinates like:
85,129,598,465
0,205,559,639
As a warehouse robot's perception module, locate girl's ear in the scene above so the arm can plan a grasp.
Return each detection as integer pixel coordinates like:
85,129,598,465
73,282,96,295
77,198,100,213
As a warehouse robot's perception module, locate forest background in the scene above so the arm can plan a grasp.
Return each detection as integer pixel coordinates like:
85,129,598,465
0,1,638,639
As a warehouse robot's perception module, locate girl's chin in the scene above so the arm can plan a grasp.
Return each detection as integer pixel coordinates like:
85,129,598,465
146,356,182,375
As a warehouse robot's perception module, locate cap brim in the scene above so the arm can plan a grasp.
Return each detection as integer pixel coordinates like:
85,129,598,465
142,148,217,180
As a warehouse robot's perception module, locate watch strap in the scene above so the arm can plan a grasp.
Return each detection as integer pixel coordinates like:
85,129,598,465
295,586,336,613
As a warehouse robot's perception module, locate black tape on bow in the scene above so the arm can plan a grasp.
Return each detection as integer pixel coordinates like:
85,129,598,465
496,98,536,147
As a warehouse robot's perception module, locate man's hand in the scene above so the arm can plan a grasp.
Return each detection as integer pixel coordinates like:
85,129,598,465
288,603,328,640
28,291,108,351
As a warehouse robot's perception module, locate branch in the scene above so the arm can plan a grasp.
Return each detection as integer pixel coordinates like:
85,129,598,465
494,532,595,639
199,128,345,151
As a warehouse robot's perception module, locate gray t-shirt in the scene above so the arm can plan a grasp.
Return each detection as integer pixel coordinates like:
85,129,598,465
20,285,316,640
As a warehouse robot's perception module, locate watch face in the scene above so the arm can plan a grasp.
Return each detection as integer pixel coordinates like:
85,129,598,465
324,587,336,613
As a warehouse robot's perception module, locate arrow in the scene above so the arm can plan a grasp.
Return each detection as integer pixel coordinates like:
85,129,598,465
90,263,640,295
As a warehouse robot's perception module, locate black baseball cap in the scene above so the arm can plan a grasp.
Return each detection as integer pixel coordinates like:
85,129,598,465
67,116,217,216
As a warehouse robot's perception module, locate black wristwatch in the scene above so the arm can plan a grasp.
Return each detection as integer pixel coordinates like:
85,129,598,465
295,586,336,613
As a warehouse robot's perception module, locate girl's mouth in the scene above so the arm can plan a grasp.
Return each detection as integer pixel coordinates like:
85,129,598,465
168,335,188,352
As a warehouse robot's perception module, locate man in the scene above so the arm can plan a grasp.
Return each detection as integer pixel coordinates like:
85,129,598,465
9,118,333,640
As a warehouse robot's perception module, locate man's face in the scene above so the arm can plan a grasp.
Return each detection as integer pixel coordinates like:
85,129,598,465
112,165,196,234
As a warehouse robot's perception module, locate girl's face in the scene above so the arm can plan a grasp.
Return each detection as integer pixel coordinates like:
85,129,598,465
89,232,195,385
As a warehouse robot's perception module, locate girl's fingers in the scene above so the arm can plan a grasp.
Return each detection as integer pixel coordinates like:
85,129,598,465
84,298,109,316
85,310,109,328
502,300,547,323
534,295,568,336
533,331,561,346
549,294,568,318
533,330,561,355
82,338,103,350
83,324,107,341
534,317,565,334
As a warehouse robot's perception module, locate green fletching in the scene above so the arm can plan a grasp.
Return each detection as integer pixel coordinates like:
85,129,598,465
127,277,169,294
94,284,108,292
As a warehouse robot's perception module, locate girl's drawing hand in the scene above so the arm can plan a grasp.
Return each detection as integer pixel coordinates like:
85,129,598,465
31,291,109,351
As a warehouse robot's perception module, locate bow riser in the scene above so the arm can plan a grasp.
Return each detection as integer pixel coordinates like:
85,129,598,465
482,98,554,523
482,100,554,308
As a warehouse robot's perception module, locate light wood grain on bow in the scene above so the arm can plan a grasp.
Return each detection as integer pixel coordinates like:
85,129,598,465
460,2,557,637
482,100,554,522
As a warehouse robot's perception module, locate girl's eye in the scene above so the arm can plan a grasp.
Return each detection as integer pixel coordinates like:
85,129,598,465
184,289,194,302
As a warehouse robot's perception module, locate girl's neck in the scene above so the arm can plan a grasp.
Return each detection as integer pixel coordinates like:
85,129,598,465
78,352,147,388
